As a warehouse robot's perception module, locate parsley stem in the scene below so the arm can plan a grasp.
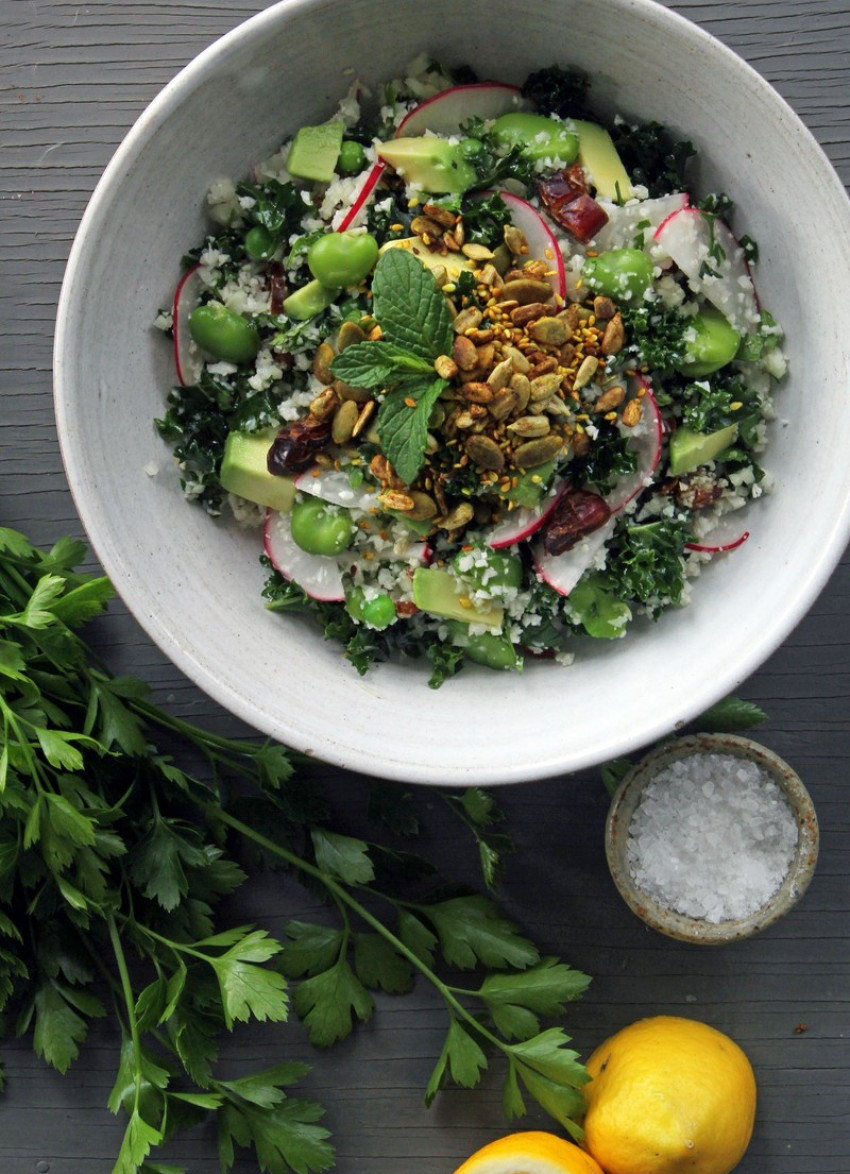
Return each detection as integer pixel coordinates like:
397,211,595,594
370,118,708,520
106,912,143,1115
213,808,509,1054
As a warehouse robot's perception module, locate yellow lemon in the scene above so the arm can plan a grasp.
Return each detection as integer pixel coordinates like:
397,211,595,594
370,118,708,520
582,1015,756,1174
453,1130,605,1174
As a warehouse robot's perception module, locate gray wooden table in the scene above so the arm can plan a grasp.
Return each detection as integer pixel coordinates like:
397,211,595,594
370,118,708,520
2,1,849,1170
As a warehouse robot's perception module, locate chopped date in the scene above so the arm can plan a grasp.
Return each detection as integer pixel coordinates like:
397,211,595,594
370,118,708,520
537,166,609,243
542,486,611,555
267,416,332,474
267,261,289,315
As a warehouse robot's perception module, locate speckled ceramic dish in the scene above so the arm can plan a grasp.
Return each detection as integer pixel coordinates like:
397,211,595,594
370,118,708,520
606,733,819,943
54,0,850,785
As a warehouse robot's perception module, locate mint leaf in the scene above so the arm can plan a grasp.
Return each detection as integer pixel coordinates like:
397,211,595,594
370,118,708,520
371,248,454,360
377,377,446,485
330,340,434,390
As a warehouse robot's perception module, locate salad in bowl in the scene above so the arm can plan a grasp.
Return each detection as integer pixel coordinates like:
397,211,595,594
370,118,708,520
156,58,785,687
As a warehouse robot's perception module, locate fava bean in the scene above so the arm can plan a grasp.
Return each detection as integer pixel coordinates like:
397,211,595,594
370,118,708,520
290,498,355,556
491,112,579,164
453,547,523,594
583,248,654,305
188,302,261,364
337,140,367,175
307,230,379,287
447,621,523,671
676,306,741,376
244,225,277,260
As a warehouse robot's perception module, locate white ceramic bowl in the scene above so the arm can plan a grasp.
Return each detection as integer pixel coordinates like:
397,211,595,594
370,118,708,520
54,0,850,786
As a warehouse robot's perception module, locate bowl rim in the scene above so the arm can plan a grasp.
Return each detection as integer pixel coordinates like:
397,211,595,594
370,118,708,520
605,733,820,943
52,0,850,785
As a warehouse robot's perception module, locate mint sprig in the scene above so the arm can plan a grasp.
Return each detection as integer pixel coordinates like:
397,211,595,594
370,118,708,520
331,249,455,485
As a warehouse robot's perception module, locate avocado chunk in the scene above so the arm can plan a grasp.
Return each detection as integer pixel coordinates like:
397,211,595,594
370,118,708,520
283,278,340,321
491,112,579,164
219,429,295,512
412,567,504,629
376,136,478,194
669,423,739,476
572,119,633,201
286,121,345,183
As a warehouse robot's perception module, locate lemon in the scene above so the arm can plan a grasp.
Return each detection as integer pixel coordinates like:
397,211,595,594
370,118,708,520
582,1015,756,1174
453,1130,605,1174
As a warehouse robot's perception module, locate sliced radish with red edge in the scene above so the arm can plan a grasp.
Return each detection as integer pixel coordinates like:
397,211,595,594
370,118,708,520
495,190,567,300
593,191,688,252
606,378,663,514
263,509,346,602
396,82,528,138
488,477,566,549
293,465,380,511
653,206,759,334
336,161,387,232
172,263,205,386
532,516,616,596
685,512,750,554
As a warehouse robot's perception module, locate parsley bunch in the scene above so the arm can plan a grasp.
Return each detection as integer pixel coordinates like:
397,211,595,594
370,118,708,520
0,526,593,1172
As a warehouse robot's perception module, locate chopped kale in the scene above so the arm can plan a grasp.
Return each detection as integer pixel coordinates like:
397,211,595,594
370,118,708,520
610,120,695,198
460,191,514,247
521,65,591,119
606,518,691,613
570,422,638,493
679,370,764,452
621,304,688,372
238,177,306,240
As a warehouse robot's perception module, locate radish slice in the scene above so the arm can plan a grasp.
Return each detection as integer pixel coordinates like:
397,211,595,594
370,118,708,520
497,190,567,300
606,380,663,514
263,510,346,602
592,192,688,252
488,477,565,549
653,206,759,334
293,465,380,511
396,82,528,138
685,511,750,553
532,516,616,595
172,263,205,386
336,161,387,232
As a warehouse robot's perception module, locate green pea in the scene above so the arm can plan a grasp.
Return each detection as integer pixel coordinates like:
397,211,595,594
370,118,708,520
307,231,379,287
346,587,396,629
187,302,261,364
447,621,523,671
453,547,523,595
458,137,485,159
491,112,579,164
676,307,742,376
583,248,654,305
290,498,355,556
568,576,631,639
244,225,277,260
337,140,367,174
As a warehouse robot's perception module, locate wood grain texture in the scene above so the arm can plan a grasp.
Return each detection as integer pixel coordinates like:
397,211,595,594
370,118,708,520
1,0,849,1170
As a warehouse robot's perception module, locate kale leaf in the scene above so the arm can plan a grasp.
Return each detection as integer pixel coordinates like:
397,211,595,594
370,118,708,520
610,120,695,198
521,65,591,119
605,518,691,614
